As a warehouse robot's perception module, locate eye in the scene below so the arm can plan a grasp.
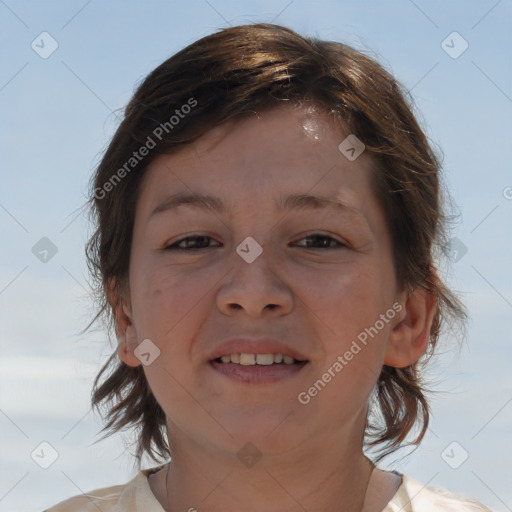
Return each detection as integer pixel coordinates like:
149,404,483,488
164,235,220,251
293,234,346,249
163,233,346,252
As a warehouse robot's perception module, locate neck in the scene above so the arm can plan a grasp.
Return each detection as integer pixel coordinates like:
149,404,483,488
160,431,375,512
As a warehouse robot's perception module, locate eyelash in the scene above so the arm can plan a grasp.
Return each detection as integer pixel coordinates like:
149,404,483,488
164,234,346,252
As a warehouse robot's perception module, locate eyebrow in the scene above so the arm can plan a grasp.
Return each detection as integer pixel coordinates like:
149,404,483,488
149,192,367,222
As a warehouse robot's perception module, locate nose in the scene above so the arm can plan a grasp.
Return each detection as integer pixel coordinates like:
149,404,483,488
215,240,293,318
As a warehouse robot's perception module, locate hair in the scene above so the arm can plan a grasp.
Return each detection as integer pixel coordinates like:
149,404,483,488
83,22,467,467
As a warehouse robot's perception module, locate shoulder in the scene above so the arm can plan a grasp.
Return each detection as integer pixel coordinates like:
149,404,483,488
387,472,494,512
43,467,163,512
43,483,125,512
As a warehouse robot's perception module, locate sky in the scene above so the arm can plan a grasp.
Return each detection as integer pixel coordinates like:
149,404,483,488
0,1,511,511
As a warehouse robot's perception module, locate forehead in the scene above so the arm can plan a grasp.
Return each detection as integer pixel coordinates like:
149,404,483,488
136,103,377,222
186,103,343,162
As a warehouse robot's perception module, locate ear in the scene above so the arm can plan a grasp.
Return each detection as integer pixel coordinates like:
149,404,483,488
107,278,142,368
384,286,437,368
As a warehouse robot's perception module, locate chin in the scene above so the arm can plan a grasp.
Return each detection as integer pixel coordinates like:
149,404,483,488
222,413,305,452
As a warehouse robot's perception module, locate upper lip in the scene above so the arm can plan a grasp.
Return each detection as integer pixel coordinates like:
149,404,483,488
208,338,309,362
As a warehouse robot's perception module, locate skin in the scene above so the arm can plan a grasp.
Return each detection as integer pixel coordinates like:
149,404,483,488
110,103,437,512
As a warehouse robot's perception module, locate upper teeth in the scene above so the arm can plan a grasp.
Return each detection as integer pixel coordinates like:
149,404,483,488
219,353,296,365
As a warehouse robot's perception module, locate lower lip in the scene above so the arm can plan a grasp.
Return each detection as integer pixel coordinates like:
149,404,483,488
209,360,308,383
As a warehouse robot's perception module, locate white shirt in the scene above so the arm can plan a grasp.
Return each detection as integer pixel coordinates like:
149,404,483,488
44,465,493,512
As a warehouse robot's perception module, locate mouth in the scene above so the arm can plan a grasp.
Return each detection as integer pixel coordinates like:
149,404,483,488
209,353,309,383
213,352,307,365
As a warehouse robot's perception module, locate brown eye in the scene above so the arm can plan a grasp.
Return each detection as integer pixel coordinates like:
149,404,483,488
294,234,345,249
165,236,220,251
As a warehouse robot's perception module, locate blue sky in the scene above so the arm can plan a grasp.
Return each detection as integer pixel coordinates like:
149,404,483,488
0,1,511,511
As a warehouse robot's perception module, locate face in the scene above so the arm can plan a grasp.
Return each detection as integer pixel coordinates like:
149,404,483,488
118,104,407,456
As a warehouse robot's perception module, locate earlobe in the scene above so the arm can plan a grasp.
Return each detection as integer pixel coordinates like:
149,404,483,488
384,287,437,368
117,325,143,367
106,278,141,368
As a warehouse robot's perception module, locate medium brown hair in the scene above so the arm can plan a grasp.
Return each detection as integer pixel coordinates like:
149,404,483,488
83,23,467,466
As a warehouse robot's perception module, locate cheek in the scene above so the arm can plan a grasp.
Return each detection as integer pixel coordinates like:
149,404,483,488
302,263,388,341
131,264,216,421
130,258,223,364
303,263,393,389
297,271,390,421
